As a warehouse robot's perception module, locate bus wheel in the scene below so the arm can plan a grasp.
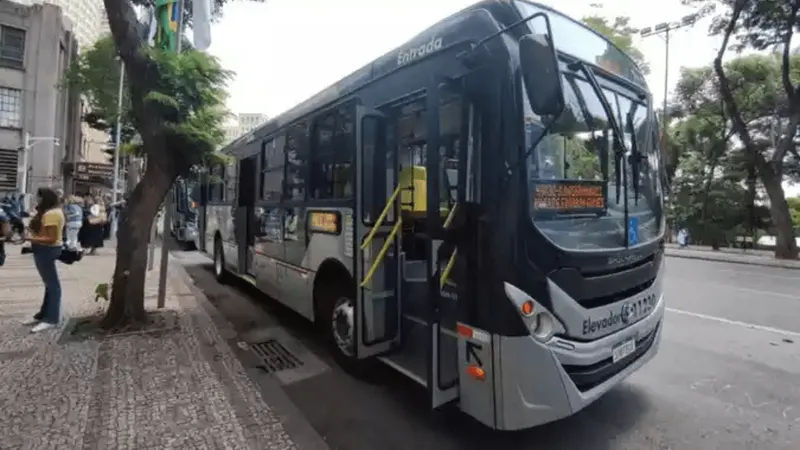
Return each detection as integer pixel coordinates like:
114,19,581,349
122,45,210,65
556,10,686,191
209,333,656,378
320,281,373,376
331,295,355,358
213,238,228,283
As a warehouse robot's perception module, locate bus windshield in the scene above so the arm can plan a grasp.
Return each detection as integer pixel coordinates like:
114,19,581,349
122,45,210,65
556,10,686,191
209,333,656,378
523,72,663,251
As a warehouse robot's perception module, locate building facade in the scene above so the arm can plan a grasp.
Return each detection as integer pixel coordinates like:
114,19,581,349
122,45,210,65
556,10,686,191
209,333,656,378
17,0,110,167
0,1,81,197
223,112,269,145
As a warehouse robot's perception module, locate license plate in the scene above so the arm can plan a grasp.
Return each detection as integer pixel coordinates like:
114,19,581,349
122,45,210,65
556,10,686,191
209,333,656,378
612,338,636,363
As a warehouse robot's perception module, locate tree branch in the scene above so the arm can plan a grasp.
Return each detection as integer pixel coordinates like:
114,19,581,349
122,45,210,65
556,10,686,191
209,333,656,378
714,1,759,163
781,1,800,100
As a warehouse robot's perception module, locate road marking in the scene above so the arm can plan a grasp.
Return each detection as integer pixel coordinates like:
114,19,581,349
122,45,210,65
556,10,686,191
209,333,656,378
674,280,799,299
669,262,800,281
666,308,800,337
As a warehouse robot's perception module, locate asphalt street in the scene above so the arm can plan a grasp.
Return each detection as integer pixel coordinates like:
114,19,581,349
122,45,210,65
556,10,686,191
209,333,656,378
173,251,800,450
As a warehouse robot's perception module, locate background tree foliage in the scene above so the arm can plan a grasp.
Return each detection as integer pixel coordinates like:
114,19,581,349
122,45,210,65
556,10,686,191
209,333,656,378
667,52,800,248
681,0,800,258
582,3,650,75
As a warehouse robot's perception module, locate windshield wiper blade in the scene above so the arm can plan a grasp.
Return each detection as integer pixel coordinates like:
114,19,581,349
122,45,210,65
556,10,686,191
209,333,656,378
569,61,627,203
626,110,641,205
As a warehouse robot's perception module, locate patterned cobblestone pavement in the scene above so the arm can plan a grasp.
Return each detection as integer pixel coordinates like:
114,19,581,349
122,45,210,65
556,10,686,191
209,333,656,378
0,247,298,450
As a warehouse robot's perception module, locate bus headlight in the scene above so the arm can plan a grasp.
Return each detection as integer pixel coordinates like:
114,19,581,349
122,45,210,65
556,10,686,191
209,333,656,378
503,281,565,343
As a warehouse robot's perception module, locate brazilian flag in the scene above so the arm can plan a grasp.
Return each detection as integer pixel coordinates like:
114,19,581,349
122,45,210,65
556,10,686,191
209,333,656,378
154,0,181,52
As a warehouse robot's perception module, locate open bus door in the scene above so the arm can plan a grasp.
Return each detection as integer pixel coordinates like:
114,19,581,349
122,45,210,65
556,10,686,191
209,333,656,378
425,78,463,408
354,105,402,358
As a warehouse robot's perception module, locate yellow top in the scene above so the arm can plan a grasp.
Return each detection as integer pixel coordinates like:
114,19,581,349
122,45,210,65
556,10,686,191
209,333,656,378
34,208,65,246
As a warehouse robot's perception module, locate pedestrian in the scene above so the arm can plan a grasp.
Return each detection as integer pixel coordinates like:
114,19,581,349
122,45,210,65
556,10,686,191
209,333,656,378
23,187,64,333
82,195,106,255
0,204,7,266
64,195,83,250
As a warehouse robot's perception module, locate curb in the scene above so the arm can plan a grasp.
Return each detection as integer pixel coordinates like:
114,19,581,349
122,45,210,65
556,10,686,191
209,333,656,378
665,250,800,270
166,255,331,450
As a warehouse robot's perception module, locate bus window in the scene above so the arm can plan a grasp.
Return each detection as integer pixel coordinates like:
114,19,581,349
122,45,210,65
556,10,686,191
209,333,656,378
208,164,225,202
285,122,309,201
438,92,463,207
223,162,237,202
312,105,355,200
260,134,285,201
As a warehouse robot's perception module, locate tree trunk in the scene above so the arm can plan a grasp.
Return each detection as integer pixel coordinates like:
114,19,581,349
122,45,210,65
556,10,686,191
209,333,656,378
761,167,798,260
101,152,176,328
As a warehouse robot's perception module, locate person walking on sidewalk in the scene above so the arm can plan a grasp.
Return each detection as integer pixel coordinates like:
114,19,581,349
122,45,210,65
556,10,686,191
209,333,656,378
64,196,83,250
24,187,64,333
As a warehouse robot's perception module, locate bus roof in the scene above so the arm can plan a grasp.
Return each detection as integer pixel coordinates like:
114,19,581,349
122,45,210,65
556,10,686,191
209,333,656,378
222,0,647,154
222,0,515,153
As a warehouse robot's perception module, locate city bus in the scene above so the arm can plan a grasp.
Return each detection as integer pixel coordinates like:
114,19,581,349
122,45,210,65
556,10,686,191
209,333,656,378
195,0,665,430
167,178,200,249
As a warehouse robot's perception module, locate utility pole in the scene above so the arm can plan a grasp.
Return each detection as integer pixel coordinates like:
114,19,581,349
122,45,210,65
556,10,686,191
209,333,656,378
110,60,125,238
156,0,185,309
639,14,698,154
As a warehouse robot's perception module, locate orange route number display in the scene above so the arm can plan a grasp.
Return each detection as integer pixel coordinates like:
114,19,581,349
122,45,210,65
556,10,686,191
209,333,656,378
308,211,340,234
533,182,605,212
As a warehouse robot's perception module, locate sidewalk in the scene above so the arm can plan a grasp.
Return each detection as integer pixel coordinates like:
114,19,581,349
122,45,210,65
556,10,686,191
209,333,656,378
0,245,315,450
665,243,800,270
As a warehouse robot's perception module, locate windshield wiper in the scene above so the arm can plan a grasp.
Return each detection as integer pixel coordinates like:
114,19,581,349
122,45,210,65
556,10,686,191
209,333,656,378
568,61,628,201
626,109,641,205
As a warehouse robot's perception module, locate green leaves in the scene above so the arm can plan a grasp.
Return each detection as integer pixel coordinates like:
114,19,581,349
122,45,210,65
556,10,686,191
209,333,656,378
582,7,650,75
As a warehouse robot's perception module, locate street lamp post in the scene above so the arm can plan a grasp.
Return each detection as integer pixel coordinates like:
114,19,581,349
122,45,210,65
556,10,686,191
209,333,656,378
639,14,698,152
20,132,60,209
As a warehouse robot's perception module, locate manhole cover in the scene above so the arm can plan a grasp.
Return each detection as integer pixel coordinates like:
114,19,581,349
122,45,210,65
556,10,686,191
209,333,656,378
251,339,303,373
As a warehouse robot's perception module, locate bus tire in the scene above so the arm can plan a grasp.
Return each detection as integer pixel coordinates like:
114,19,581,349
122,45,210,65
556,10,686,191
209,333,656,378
318,278,374,376
213,237,229,283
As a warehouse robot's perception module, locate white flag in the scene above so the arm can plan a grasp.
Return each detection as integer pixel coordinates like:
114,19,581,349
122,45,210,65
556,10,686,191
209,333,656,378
192,0,212,51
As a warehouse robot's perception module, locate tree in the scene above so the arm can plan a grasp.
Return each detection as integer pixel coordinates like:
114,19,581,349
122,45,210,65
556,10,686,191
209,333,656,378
65,36,139,163
684,0,800,259
96,0,240,327
667,53,800,246
582,3,650,74
787,196,800,228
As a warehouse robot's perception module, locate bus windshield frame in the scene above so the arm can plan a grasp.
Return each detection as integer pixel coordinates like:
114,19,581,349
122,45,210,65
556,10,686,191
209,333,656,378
516,1,664,252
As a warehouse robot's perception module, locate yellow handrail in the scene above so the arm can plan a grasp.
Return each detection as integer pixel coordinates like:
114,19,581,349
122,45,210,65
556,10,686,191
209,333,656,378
360,218,403,287
443,203,458,229
361,184,402,251
439,202,459,288
440,249,457,289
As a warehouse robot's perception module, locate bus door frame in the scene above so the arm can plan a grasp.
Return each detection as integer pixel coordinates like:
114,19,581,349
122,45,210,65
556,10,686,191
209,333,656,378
354,103,402,359
235,154,258,277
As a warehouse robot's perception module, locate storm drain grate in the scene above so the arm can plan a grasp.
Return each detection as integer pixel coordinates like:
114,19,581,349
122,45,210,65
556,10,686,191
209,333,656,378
251,339,304,373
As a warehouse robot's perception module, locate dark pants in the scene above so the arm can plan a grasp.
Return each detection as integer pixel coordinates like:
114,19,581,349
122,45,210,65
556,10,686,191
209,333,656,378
32,244,62,324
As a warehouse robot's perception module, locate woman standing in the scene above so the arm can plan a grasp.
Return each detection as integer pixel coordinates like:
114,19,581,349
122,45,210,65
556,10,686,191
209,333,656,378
23,187,64,333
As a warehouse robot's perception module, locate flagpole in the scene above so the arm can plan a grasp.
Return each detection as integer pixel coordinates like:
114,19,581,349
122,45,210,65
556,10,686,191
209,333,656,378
157,0,184,309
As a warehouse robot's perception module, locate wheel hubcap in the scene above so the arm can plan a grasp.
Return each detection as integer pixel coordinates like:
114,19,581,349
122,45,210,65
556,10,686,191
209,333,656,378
331,297,354,356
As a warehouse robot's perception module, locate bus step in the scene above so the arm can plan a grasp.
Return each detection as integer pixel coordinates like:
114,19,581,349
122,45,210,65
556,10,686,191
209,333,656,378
403,260,428,280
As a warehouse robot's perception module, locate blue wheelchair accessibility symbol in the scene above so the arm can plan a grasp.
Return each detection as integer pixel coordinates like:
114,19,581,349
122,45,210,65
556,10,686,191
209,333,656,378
627,217,639,246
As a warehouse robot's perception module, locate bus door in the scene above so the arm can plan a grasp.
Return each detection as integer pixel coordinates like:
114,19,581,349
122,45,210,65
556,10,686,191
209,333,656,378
236,155,258,277
425,78,476,408
354,104,401,358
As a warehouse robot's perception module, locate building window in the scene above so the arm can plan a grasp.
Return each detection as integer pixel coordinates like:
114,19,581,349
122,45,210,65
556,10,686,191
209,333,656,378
0,26,25,69
0,87,22,129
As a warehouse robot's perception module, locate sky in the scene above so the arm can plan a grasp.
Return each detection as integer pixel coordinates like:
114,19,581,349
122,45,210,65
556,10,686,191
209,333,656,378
204,0,798,196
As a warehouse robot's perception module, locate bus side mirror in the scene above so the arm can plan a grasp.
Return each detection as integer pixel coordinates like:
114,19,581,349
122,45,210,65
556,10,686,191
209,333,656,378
519,29,564,117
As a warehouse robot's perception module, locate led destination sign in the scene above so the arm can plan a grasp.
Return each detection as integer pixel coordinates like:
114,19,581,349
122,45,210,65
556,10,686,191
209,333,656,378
533,181,606,213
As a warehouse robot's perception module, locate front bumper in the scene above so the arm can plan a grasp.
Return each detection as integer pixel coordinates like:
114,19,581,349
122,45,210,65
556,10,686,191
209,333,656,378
493,291,664,431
